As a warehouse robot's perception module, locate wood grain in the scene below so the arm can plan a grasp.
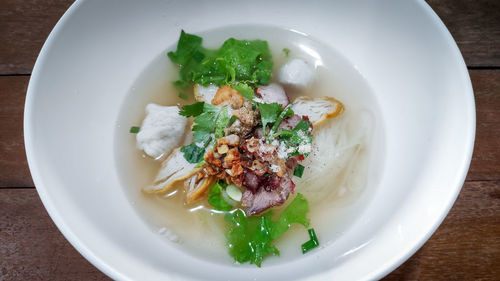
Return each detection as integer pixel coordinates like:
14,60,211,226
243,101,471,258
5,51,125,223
385,180,500,280
0,0,499,75
0,76,33,187
427,0,500,67
0,0,73,74
0,189,108,281
0,0,499,280
467,70,500,181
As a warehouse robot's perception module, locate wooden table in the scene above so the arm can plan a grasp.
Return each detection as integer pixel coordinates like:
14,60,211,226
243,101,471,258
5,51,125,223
1,0,498,280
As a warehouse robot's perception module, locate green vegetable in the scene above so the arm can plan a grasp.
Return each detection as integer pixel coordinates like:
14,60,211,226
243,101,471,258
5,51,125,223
180,143,205,163
179,102,205,117
270,193,310,239
293,164,305,178
215,106,230,138
167,30,203,66
232,82,255,100
178,92,188,100
274,119,313,157
129,126,140,134
179,101,234,162
168,30,273,88
225,194,310,266
256,102,283,134
301,228,319,254
283,48,290,57
269,103,294,138
208,181,233,212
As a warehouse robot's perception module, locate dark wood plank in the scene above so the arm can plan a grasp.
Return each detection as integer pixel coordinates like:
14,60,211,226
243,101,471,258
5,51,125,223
0,0,498,75
0,0,74,74
385,180,500,280
467,70,500,181
1,180,498,280
0,76,33,187
0,189,108,280
427,0,500,67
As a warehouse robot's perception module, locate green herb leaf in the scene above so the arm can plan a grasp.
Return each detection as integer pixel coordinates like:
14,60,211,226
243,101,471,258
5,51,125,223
275,119,313,157
168,31,273,88
180,143,205,163
257,102,283,134
208,181,233,211
269,103,294,137
282,48,290,57
232,83,255,100
225,194,310,266
179,102,205,117
167,30,203,66
129,126,140,134
293,164,305,178
270,193,310,239
178,92,188,100
215,106,231,138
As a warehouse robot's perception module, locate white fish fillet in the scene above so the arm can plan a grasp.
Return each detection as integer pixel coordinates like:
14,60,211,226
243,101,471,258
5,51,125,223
143,148,199,193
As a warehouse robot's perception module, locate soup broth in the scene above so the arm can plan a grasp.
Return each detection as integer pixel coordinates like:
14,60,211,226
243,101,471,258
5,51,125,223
115,25,383,265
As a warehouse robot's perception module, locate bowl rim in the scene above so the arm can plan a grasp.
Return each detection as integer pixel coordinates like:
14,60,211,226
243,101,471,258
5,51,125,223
23,0,476,280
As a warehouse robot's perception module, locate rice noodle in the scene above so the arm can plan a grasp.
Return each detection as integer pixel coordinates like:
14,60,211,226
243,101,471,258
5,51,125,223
294,108,372,204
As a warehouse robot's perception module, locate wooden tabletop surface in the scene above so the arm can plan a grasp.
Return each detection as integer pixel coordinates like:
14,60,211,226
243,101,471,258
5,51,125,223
1,0,499,280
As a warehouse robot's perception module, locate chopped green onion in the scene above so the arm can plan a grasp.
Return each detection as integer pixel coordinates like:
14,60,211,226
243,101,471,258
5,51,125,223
293,164,305,178
282,48,290,57
194,160,206,168
178,92,188,100
226,184,242,201
129,126,140,133
301,228,319,254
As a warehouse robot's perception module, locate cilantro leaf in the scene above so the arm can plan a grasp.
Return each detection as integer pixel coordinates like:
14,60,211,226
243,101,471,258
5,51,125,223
232,83,255,100
215,106,231,138
180,143,205,163
208,181,233,211
275,119,313,157
271,193,310,239
257,102,283,134
192,112,217,132
179,102,205,117
193,130,211,145
269,103,294,137
225,194,310,267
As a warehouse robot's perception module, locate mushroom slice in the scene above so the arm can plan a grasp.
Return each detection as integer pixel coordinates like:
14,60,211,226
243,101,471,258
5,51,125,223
291,96,344,126
185,174,216,203
143,148,200,194
193,84,219,103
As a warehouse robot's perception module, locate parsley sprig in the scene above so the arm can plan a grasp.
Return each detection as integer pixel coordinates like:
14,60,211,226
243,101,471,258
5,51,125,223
179,102,231,163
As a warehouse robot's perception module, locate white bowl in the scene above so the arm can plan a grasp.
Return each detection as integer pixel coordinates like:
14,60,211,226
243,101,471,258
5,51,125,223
24,0,475,280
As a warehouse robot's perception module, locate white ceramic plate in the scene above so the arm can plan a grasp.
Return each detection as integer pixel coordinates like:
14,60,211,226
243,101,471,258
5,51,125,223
24,0,475,280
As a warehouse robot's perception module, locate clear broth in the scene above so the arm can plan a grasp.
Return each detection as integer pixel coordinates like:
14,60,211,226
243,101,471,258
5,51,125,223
115,25,383,266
